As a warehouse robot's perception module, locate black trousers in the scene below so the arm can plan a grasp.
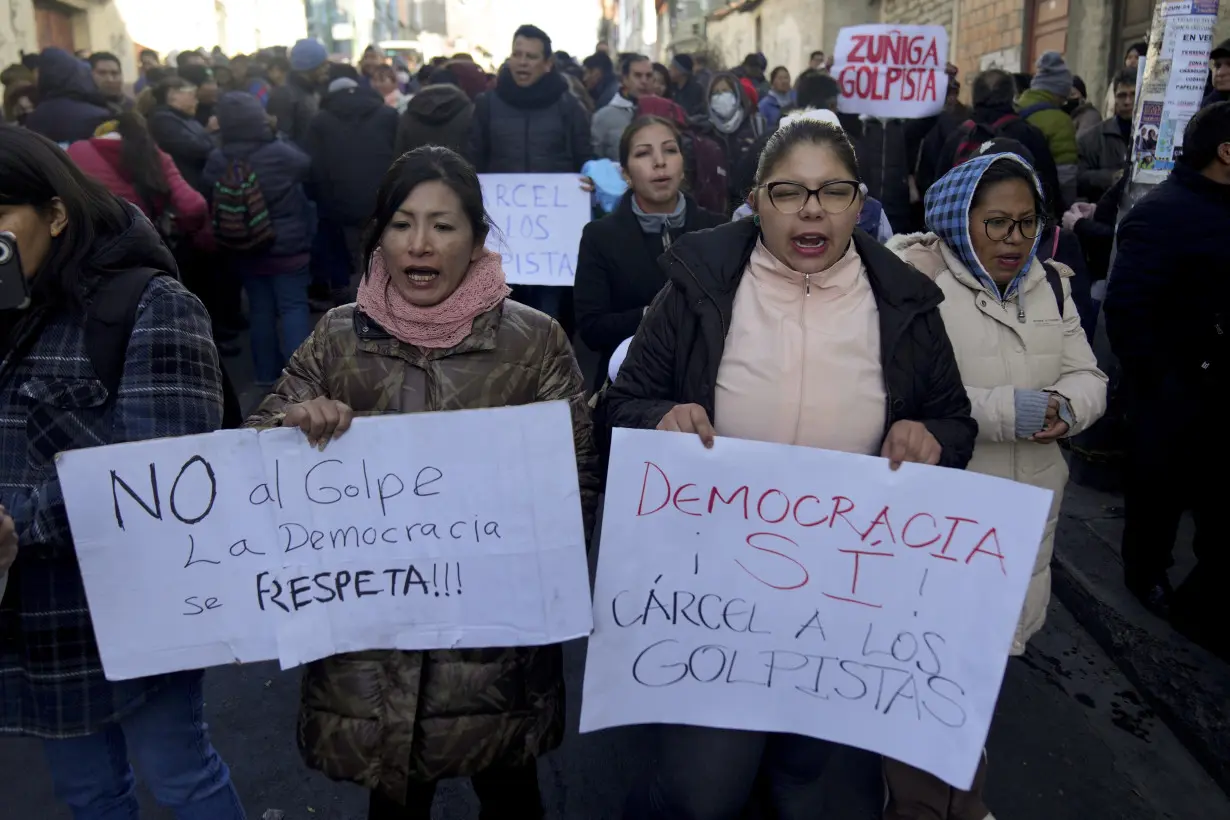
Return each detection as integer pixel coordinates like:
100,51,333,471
367,763,543,820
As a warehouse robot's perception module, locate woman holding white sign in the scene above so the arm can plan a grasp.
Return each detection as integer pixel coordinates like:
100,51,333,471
885,149,1106,819
604,117,977,818
246,145,600,819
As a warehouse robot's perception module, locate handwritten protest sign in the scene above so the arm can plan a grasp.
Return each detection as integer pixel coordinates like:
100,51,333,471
480,173,590,287
833,24,948,119
56,404,592,681
580,429,1052,789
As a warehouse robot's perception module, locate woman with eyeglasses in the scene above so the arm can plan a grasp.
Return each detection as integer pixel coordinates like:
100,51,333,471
605,118,977,820
885,152,1106,820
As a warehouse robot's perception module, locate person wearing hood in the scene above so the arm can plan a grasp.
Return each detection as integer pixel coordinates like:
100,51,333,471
1065,76,1101,136
0,124,245,819
268,38,330,146
592,53,654,161
884,151,1105,820
1017,52,1078,208
583,51,620,110
245,145,599,820
204,91,314,386
702,71,767,211
1203,40,1230,108
305,77,398,301
22,48,111,145
758,66,793,130
397,68,475,155
606,116,976,820
466,25,591,325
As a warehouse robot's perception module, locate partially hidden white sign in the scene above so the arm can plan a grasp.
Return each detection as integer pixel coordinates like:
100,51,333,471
580,429,1052,790
56,404,592,680
480,173,591,287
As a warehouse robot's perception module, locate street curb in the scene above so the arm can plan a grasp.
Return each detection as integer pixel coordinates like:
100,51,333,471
1050,515,1230,796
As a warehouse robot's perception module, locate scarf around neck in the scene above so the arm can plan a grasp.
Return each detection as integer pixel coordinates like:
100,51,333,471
631,193,686,236
494,65,569,110
356,249,511,349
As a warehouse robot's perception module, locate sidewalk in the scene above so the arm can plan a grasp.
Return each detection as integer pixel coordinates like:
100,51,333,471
1053,479,1230,794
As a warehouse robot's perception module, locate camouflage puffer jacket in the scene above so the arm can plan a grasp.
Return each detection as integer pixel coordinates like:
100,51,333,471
245,299,600,802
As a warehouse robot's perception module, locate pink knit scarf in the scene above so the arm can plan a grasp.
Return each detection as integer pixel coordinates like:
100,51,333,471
356,250,511,349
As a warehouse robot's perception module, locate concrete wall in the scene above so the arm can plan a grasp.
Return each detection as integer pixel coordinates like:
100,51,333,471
0,0,37,73
705,0,874,76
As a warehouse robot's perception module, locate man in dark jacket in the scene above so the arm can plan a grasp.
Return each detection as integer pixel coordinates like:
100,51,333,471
932,69,1063,216
268,38,329,146
1202,40,1230,108
667,54,706,117
466,24,591,324
305,78,397,296
1103,103,1230,654
23,48,111,144
396,69,474,155
582,51,619,110
87,52,132,114
1077,69,1135,202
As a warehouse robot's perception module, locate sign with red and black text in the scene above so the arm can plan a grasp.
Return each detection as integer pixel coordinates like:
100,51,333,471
580,429,1051,789
833,24,948,119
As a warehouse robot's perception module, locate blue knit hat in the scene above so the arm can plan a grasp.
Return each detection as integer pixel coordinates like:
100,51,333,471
290,39,328,72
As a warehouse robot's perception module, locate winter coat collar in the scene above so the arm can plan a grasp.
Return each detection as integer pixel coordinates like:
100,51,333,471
352,303,502,360
494,66,569,110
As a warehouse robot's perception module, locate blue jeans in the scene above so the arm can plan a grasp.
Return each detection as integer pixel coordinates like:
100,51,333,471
243,268,313,384
42,670,245,820
625,725,835,819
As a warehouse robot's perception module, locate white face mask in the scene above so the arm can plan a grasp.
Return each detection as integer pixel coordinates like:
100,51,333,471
710,91,738,118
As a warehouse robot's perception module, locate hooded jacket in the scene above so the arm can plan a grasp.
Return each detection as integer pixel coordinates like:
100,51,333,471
203,91,314,258
147,104,217,195
395,83,474,156
602,218,977,469
23,48,111,145
305,85,398,226
0,206,223,737
1016,87,1077,206
267,72,320,146
889,153,1107,653
466,67,591,174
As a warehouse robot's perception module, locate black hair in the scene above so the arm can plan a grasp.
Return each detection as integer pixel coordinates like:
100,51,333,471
417,65,436,85
452,52,474,62
138,49,159,62
267,56,290,75
371,64,397,82
1012,72,1033,95
810,50,825,61
114,112,170,207
428,68,459,88
0,125,130,309
1179,101,1230,170
754,119,860,186
971,157,1044,212
621,53,650,77
583,52,613,74
328,62,360,83
21,53,40,71
177,65,214,88
770,66,790,82
652,63,670,89
794,69,838,110
618,115,682,168
513,24,552,59
176,50,205,68
971,69,1016,108
88,52,121,70
1113,68,1137,90
144,66,175,86
151,76,194,107
1126,42,1148,60
363,146,493,273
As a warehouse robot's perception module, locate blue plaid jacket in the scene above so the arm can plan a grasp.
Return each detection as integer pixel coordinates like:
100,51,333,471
0,272,223,738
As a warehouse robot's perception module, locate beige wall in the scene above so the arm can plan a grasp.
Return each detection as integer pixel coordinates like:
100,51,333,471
0,0,38,73
706,0,875,76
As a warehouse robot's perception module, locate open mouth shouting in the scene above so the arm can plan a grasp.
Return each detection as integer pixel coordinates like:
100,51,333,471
791,232,830,257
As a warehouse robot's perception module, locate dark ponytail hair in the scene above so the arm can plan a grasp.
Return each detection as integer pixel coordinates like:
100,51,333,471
115,112,170,209
0,124,129,309
753,116,861,187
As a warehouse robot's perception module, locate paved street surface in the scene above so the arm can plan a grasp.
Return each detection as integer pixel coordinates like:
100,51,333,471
2,337,1228,820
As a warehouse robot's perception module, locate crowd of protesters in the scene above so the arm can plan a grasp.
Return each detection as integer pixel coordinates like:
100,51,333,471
0,20,1226,820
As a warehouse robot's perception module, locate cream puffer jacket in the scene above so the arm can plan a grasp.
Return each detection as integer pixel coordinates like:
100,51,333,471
888,233,1108,655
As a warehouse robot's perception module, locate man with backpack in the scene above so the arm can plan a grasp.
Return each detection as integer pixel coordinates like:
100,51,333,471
933,69,1062,217
204,91,315,387
1016,52,1078,209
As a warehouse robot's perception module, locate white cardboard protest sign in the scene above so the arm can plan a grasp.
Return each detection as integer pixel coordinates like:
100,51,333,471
480,173,590,287
56,404,592,680
833,24,948,119
580,429,1052,789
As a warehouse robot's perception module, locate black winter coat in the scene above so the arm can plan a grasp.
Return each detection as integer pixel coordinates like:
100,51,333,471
267,73,320,147
23,48,111,145
305,86,398,227
466,68,591,173
148,105,216,195
1104,165,1229,400
574,192,726,390
603,219,977,469
396,83,474,155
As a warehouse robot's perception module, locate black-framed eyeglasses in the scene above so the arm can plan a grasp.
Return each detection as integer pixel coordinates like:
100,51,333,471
762,180,863,215
983,216,1045,241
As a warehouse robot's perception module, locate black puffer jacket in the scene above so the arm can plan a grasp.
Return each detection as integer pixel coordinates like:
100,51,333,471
603,219,977,469
396,83,474,155
305,85,397,226
148,105,216,195
466,67,591,173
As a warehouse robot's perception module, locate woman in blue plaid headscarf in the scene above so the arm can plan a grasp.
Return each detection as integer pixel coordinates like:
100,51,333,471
883,154,1108,819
